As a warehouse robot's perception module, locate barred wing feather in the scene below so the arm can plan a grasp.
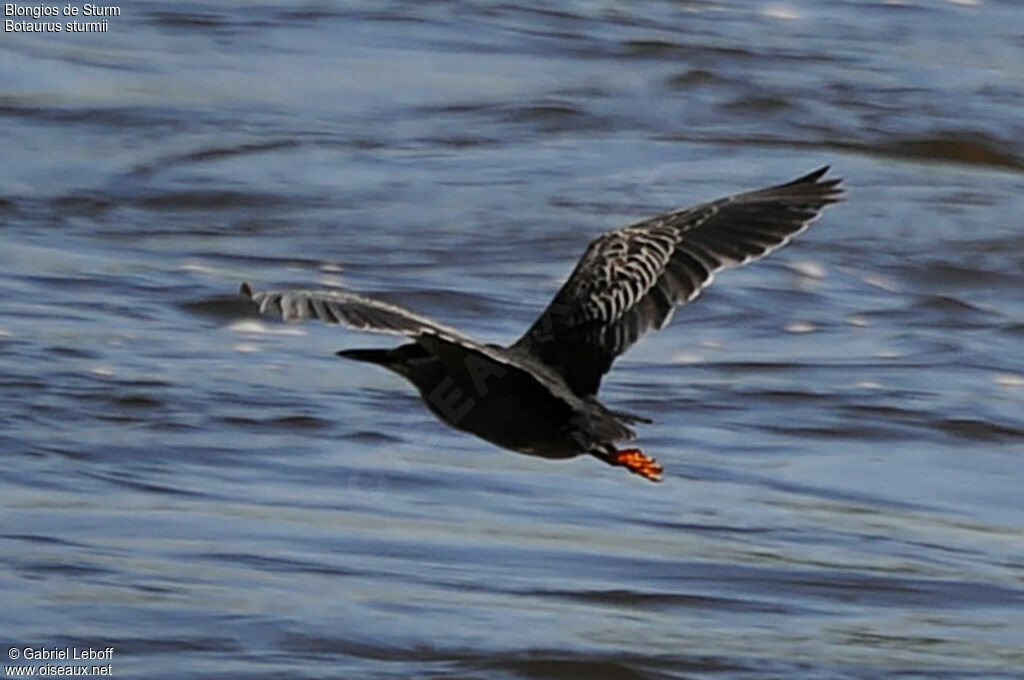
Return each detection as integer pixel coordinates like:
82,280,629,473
240,282,473,345
513,166,844,397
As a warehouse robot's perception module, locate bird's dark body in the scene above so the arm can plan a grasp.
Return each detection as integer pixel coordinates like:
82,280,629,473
343,343,631,459
242,167,844,480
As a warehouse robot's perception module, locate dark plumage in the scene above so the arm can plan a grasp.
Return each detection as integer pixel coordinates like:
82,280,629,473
241,167,844,481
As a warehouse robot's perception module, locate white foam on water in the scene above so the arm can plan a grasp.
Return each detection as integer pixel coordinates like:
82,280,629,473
762,5,800,20
228,320,307,336
788,260,826,279
671,352,703,364
864,274,899,292
785,321,816,334
993,373,1024,388
856,380,883,389
179,260,221,275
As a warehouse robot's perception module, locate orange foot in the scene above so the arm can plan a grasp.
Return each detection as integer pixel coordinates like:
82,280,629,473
613,448,663,482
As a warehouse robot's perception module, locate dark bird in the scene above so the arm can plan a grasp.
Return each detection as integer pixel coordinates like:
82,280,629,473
241,167,843,481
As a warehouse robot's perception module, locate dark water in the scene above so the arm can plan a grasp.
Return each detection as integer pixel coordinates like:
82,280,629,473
3,1,1024,678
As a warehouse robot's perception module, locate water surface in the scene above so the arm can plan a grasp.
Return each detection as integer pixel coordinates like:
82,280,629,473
2,1,1023,678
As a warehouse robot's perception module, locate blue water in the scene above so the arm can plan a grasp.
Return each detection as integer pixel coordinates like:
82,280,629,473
2,1,1024,678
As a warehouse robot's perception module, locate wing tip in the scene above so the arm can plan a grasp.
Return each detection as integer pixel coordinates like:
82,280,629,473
784,165,845,203
790,164,837,185
239,281,254,299
809,164,830,181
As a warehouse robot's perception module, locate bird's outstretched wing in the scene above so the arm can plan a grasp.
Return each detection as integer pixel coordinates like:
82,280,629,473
513,166,844,397
240,282,475,346
239,282,579,403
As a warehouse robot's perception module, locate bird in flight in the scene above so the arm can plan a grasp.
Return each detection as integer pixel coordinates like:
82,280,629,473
241,166,843,482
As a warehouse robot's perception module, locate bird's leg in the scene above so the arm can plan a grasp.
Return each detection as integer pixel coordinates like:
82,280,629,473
599,448,663,482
